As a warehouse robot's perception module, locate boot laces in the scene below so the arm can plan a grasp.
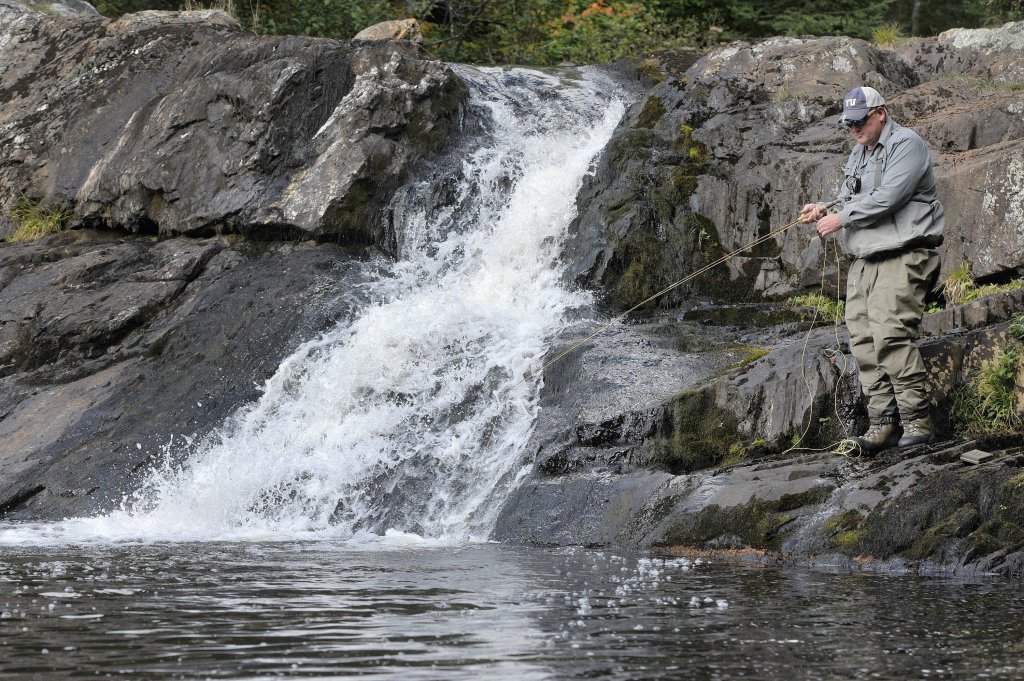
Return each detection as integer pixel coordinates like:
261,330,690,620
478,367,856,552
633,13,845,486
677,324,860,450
904,420,927,435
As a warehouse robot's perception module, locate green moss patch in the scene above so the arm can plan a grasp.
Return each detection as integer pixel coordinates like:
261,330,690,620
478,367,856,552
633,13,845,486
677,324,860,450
676,124,711,165
658,499,794,550
942,261,1024,307
834,528,868,552
636,95,667,129
727,344,770,370
785,293,845,324
608,230,676,310
658,486,833,551
857,466,1024,564
610,128,658,162
648,389,742,473
635,59,666,85
952,316,1024,436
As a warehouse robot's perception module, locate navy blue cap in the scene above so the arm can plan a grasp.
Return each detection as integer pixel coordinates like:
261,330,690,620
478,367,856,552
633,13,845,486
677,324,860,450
841,87,886,123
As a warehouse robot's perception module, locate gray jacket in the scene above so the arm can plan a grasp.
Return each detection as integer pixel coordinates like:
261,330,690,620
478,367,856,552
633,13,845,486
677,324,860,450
838,118,944,258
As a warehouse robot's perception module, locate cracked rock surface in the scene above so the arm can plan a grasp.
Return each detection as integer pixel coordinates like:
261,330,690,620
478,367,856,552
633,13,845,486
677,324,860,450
0,231,371,518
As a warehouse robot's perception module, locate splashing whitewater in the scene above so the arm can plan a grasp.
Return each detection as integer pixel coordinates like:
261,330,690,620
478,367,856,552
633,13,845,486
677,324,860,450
0,66,628,545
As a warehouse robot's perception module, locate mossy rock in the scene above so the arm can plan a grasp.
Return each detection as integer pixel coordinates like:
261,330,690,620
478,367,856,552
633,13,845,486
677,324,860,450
675,124,711,166
667,167,699,202
857,465,1024,564
659,500,794,550
903,505,982,560
658,486,833,550
636,95,667,129
648,388,744,473
635,59,666,85
726,344,771,370
607,230,677,310
609,128,658,162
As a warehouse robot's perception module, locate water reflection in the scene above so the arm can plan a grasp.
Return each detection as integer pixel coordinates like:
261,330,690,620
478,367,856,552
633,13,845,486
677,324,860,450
1,542,1022,679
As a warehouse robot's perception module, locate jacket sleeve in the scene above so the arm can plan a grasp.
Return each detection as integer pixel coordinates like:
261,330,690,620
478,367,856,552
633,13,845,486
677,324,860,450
839,134,931,231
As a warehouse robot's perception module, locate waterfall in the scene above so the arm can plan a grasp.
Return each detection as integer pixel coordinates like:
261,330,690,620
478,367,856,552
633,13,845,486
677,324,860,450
3,66,627,544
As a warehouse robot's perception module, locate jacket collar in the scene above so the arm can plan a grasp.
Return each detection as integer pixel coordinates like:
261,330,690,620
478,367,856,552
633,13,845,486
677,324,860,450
869,118,898,152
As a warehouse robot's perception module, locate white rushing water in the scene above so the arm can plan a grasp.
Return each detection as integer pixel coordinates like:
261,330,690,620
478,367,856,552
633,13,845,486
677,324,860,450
0,67,627,545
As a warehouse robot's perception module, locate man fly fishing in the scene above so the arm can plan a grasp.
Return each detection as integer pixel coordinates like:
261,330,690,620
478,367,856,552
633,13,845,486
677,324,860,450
801,86,944,454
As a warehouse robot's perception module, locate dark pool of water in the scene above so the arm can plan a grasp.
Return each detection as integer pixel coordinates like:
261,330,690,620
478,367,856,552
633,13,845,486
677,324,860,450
1,540,1023,679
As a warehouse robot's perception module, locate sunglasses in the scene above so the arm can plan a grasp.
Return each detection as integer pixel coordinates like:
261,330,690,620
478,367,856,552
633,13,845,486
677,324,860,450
843,108,878,129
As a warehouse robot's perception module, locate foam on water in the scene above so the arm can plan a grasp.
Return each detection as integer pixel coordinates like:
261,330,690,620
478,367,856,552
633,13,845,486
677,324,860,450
0,66,627,546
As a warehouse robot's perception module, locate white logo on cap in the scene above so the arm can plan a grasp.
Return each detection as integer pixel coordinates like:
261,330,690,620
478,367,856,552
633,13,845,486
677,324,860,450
845,98,858,106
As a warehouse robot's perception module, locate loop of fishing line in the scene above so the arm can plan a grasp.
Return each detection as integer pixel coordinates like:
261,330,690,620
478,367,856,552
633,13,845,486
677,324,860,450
494,200,869,464
507,199,842,395
780,227,859,458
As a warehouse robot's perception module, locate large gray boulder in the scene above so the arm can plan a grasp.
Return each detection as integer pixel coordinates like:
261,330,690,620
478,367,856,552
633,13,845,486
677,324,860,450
564,25,1024,304
0,0,98,17
0,8,467,247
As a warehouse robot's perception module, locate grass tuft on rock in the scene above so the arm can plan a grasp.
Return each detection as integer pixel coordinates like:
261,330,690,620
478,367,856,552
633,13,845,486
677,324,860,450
784,293,845,324
772,84,797,103
6,196,72,243
953,314,1024,436
871,23,904,48
942,261,1024,307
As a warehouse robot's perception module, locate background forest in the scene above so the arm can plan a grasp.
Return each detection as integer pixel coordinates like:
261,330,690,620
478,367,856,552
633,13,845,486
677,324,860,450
94,0,1024,64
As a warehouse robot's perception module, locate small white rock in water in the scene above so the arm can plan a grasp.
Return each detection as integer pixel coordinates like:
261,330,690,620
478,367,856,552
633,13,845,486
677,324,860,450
716,599,729,610
689,596,702,608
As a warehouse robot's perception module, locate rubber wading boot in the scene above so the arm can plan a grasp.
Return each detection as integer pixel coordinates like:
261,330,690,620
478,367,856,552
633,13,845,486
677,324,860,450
844,422,902,454
898,416,933,448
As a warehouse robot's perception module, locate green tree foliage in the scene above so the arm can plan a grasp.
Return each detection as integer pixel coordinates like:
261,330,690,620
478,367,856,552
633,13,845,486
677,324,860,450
886,0,989,36
982,0,1024,21
257,0,404,39
94,0,179,14
418,0,696,64
708,0,894,40
90,0,1014,65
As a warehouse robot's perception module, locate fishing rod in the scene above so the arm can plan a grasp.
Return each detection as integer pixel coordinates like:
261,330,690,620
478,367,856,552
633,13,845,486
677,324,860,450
514,199,842,389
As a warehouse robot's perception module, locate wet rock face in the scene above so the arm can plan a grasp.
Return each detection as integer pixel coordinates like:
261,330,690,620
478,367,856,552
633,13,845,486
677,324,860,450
0,7,467,248
564,26,1024,306
0,230,371,518
514,26,1024,573
497,311,1024,576
0,8,468,516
